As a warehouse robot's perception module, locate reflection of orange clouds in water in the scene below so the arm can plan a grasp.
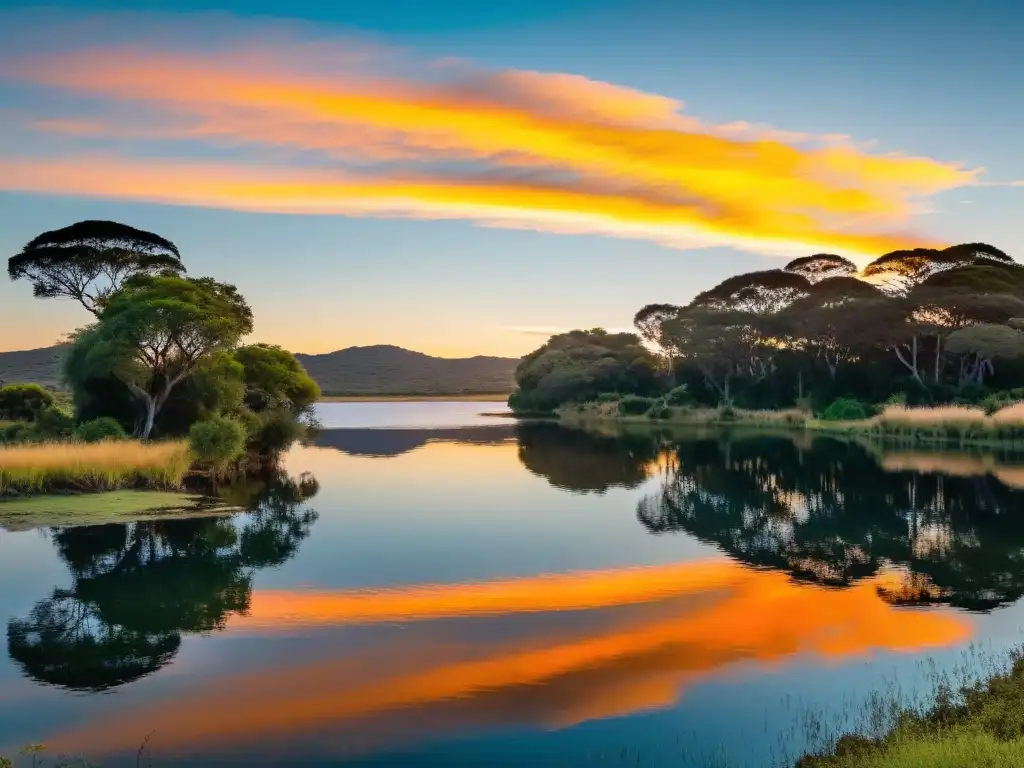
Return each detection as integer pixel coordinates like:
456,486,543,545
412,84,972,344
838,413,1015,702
239,559,746,629
284,440,519,480
49,560,970,758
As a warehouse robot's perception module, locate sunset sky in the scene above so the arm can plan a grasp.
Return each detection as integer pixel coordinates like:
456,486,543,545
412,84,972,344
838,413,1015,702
1,0,1021,357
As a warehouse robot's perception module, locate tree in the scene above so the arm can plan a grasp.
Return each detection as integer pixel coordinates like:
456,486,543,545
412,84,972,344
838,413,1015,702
8,220,184,316
690,270,810,315
64,275,253,439
783,254,858,284
863,243,1014,295
662,309,767,405
509,329,661,413
235,344,320,415
945,324,1024,386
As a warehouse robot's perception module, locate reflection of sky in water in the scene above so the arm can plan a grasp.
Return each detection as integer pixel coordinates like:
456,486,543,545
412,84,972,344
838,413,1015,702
2,417,1024,766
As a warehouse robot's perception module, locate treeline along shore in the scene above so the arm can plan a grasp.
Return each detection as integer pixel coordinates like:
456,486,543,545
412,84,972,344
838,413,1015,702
507,244,1024,446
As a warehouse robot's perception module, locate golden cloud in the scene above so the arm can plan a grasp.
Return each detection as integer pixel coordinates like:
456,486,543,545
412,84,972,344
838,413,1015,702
1,37,983,257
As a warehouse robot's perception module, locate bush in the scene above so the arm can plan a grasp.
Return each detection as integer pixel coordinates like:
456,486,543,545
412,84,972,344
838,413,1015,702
0,384,55,421
618,395,655,415
189,416,246,472
246,408,305,456
955,382,990,405
885,391,908,407
34,406,74,439
980,388,1024,416
1,422,33,444
595,392,620,404
73,417,128,443
649,405,672,420
664,384,693,406
820,397,871,422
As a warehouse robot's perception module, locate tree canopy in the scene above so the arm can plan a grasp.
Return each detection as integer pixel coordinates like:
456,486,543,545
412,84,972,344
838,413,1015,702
64,275,254,438
509,241,1022,413
8,220,184,315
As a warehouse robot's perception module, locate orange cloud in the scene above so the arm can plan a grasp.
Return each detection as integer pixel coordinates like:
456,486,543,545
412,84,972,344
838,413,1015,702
1,36,980,257
43,559,970,760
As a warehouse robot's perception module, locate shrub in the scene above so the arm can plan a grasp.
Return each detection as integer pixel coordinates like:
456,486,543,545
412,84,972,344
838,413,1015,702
649,405,672,420
246,408,305,456
0,384,55,421
595,392,620,404
981,388,1024,416
955,382,990,405
34,407,74,439
820,398,871,422
664,384,693,406
618,395,655,415
885,392,908,407
73,417,128,443
188,416,246,473
1,423,33,444
718,406,737,421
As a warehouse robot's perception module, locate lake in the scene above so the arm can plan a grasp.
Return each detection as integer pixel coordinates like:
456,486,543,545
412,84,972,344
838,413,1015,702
3,401,1024,766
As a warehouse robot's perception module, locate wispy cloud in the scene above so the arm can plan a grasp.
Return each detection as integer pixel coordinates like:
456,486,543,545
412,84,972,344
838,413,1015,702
0,13,987,257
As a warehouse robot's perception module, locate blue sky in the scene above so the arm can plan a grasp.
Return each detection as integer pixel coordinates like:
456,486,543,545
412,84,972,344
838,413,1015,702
0,0,1021,356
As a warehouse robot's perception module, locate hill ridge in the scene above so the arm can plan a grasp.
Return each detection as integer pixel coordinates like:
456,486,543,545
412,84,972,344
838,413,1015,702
0,343,519,395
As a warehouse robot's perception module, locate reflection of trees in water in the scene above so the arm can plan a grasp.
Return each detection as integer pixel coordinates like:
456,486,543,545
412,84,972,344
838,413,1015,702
635,435,1024,611
515,423,668,493
7,472,319,691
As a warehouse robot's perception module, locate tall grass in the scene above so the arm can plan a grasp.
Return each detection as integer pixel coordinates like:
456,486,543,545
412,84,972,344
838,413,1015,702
0,440,192,494
811,403,1024,447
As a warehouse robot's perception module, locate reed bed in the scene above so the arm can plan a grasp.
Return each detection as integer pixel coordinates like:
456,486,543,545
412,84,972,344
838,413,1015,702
0,440,192,494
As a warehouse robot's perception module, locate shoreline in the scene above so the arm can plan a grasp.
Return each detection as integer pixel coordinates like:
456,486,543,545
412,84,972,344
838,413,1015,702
318,393,510,403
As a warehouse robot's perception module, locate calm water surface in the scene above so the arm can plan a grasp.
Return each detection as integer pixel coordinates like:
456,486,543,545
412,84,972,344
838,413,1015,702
3,402,1024,766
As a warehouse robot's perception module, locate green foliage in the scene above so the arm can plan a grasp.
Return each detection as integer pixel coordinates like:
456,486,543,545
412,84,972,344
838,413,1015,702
510,329,661,413
618,395,655,415
2,422,33,444
648,405,672,420
980,388,1024,415
34,407,74,439
664,384,693,406
73,417,127,443
188,416,246,472
64,274,253,438
245,408,306,456
595,392,621,404
820,398,871,422
8,219,184,315
235,344,320,415
0,384,55,421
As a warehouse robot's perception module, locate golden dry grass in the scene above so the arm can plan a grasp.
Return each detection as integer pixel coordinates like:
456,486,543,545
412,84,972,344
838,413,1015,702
877,404,988,426
0,440,192,493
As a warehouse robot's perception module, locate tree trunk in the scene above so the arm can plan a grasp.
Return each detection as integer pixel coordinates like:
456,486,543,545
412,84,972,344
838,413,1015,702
933,335,942,383
723,375,732,407
894,335,921,382
139,394,157,440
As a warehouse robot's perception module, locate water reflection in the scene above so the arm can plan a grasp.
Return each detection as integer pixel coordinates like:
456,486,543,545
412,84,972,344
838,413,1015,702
6,471,319,692
44,559,968,759
313,425,514,457
630,432,1024,611
515,422,669,493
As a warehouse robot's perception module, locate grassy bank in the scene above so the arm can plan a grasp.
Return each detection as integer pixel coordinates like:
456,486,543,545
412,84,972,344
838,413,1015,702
0,440,191,494
318,393,510,402
799,649,1024,767
556,401,1024,449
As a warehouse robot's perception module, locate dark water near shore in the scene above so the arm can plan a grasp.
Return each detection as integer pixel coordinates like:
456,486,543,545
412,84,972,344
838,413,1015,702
3,402,1024,766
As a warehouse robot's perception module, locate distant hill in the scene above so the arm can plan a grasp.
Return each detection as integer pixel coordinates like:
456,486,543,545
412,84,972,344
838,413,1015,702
0,345,68,389
296,345,518,395
0,343,519,396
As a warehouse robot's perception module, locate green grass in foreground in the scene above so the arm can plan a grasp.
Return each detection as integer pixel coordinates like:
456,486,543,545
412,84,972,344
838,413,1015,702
0,490,232,530
799,650,1024,767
